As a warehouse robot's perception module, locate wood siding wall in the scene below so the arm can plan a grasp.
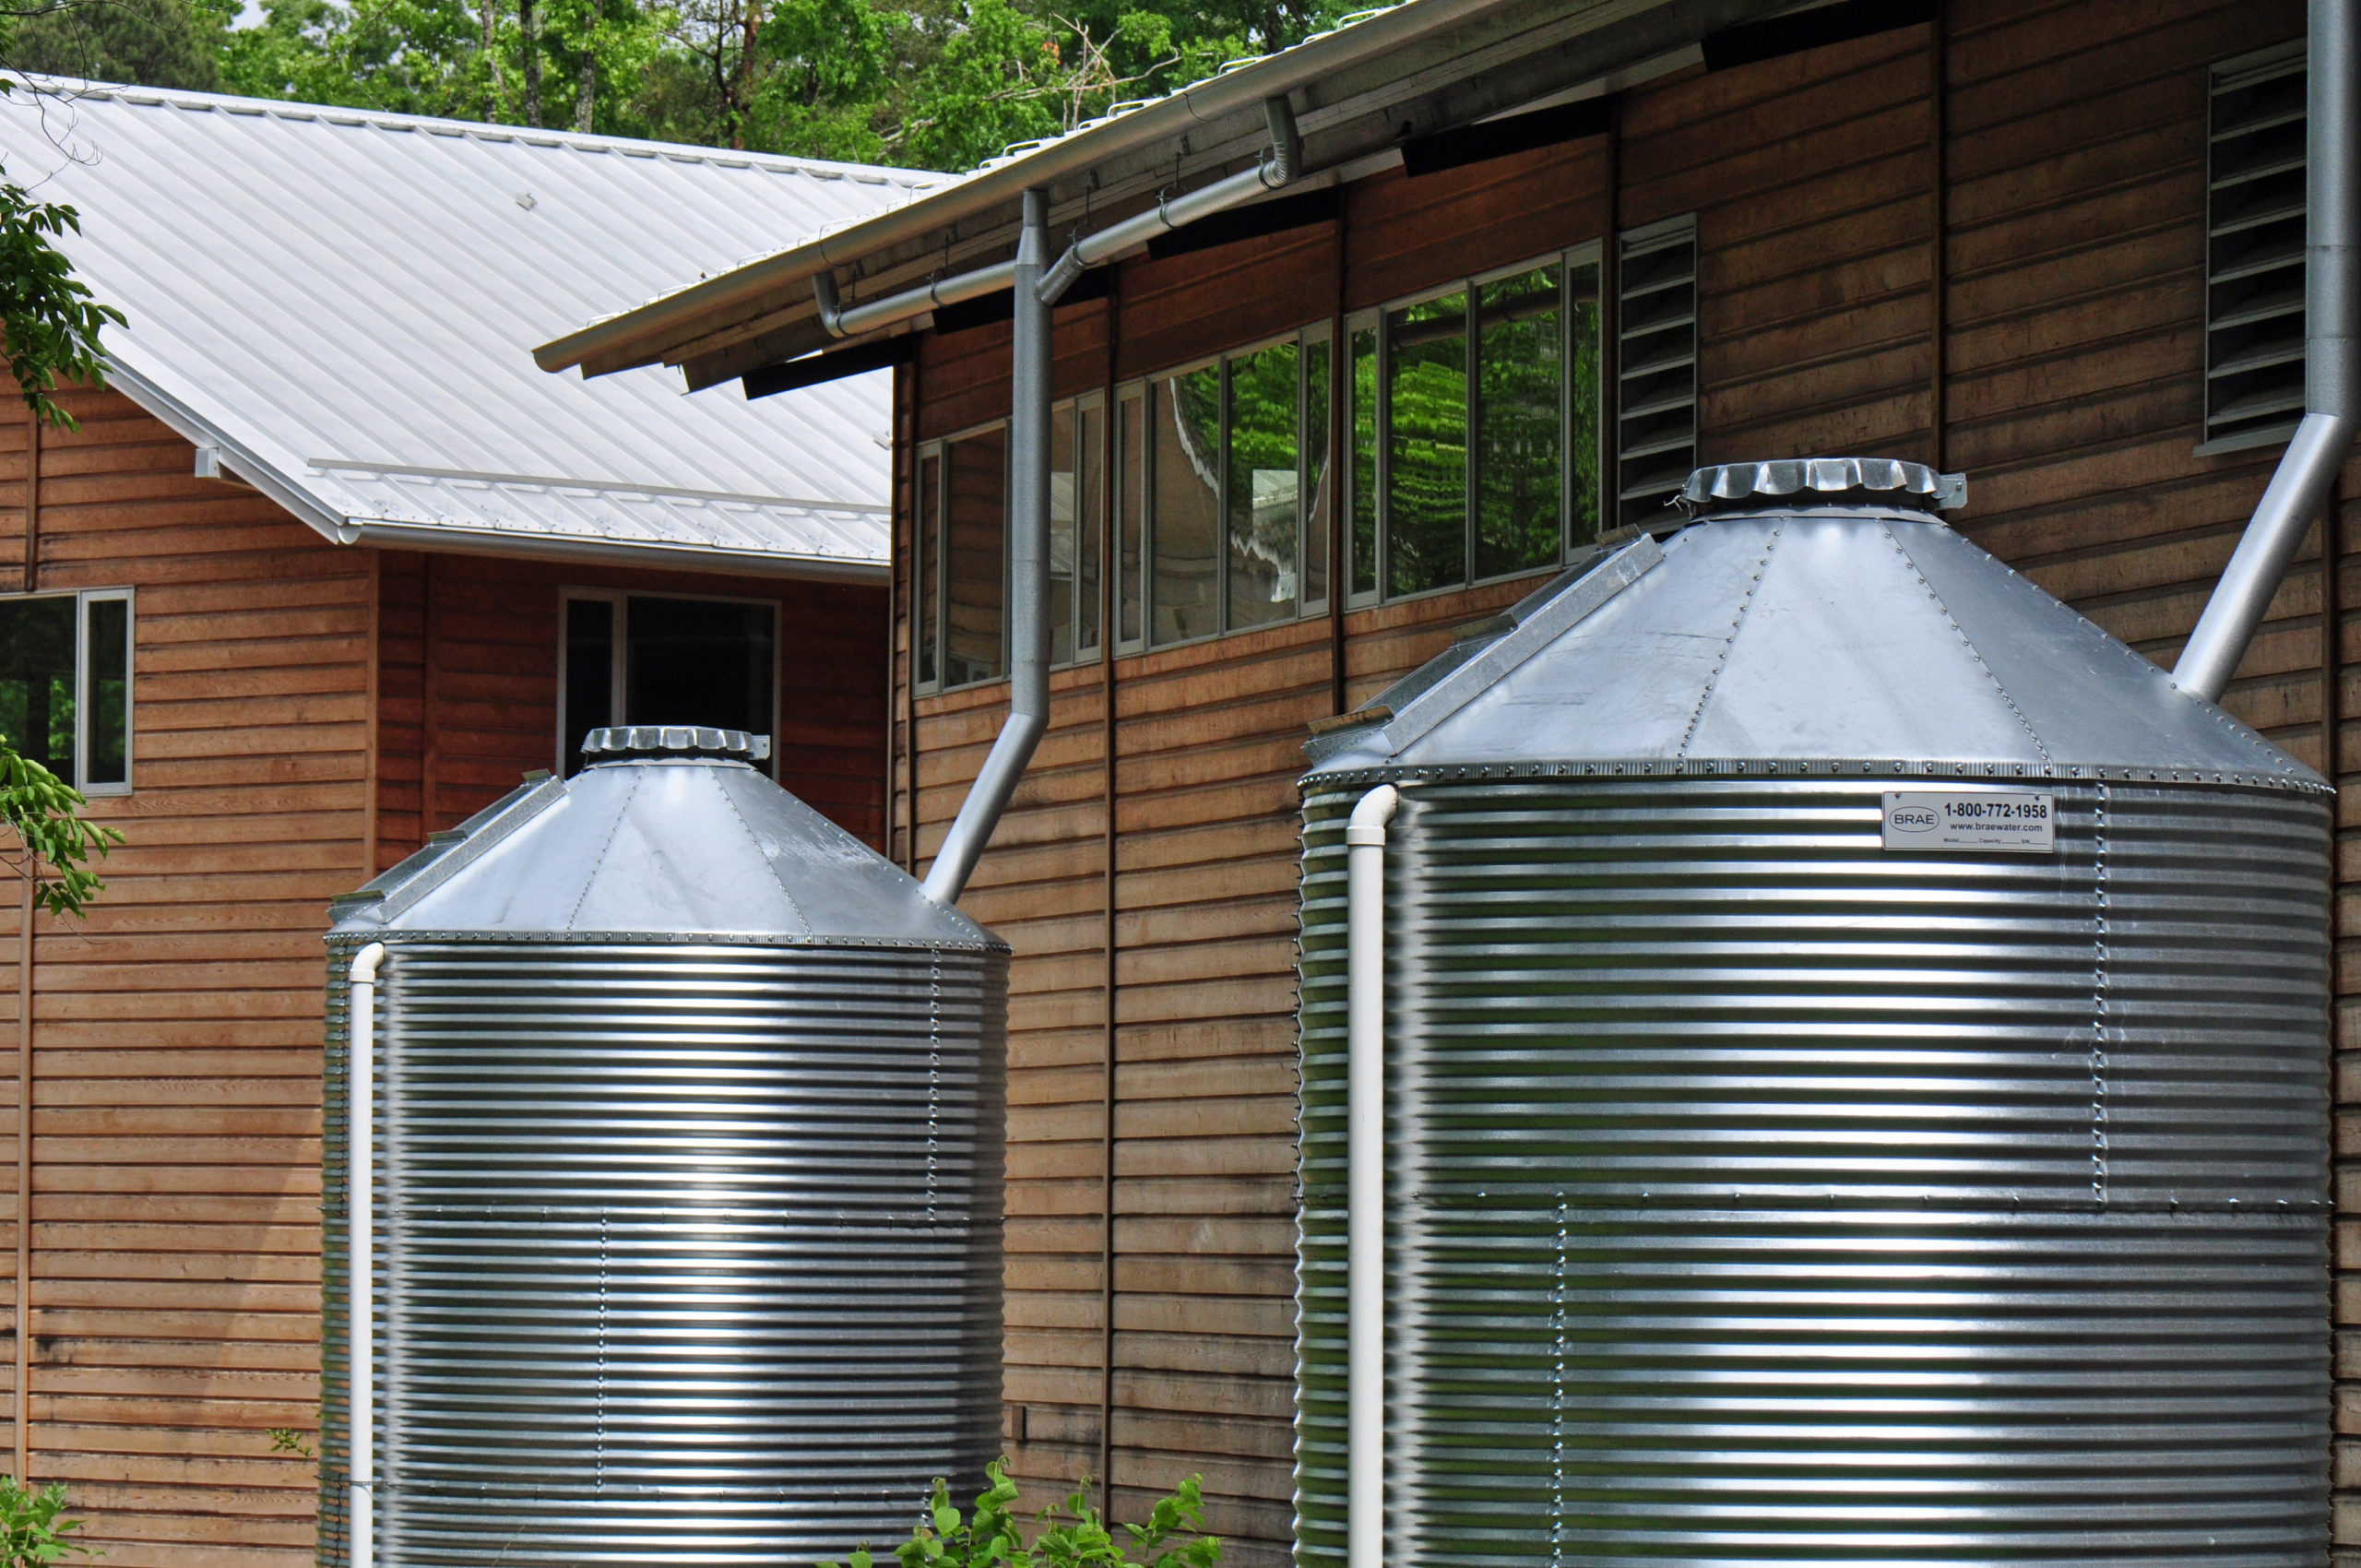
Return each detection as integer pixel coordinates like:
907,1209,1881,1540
896,1,2359,1562
372,552,888,866
0,389,371,1566
0,391,891,1566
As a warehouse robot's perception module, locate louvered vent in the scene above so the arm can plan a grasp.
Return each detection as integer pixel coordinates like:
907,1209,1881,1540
1615,215,1698,527
2205,42,2308,451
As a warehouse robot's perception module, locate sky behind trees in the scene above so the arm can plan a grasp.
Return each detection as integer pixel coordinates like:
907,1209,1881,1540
4,0,1361,172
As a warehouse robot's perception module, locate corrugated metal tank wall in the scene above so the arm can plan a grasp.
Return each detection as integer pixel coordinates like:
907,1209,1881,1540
1292,464,2333,1566
318,730,1008,1568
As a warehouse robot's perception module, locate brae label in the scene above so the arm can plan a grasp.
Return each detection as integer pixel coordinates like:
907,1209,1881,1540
1880,790,2055,853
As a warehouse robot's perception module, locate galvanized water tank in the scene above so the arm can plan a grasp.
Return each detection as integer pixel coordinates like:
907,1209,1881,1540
1294,459,2331,1566
320,726,1008,1568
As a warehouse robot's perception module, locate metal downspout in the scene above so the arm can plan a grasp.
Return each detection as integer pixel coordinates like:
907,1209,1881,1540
912,101,1302,906
1345,784,1398,1568
922,192,1054,907
347,942,386,1568
2177,0,2361,702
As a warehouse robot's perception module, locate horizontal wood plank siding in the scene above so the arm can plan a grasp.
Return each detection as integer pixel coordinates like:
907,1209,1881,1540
905,2,2361,1560
20,389,367,1566
374,553,889,860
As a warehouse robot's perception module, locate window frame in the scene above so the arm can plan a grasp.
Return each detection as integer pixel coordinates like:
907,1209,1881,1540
1116,322,1338,653
1054,390,1108,672
0,588,135,797
77,588,132,797
914,397,1112,694
1344,242,1606,610
554,586,782,774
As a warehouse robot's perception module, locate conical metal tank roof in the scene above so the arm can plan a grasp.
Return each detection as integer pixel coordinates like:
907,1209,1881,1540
1306,469,2323,793
330,727,995,945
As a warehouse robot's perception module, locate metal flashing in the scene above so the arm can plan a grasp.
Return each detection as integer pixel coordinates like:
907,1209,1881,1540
1356,533,1660,760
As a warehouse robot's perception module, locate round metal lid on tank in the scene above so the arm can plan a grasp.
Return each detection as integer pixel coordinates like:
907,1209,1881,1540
576,722,772,762
329,727,995,946
1677,454,1967,515
1304,456,2322,791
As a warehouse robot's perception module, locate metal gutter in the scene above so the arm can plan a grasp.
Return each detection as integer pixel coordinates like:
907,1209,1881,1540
2177,0,2359,701
101,360,889,584
331,519,890,584
534,0,1514,375
537,0,1784,386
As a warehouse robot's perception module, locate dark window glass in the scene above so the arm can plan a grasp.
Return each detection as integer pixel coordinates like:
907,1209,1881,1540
1386,292,1469,596
1475,265,1562,579
1227,340,1299,630
1119,395,1144,647
563,596,614,777
1077,402,1103,659
944,429,1007,685
917,452,941,687
624,595,776,775
0,597,76,780
1350,326,1378,598
1151,367,1222,646
1303,336,1331,610
85,597,128,787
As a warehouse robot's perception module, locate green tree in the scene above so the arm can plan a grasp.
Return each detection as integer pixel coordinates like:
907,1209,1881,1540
11,0,231,90
0,86,125,432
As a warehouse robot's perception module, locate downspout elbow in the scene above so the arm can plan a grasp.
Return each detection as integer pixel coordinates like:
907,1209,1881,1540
812,270,848,339
1262,94,1301,189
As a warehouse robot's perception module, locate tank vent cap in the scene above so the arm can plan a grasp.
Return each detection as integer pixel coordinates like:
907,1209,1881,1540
1679,457,1965,517
579,725,773,762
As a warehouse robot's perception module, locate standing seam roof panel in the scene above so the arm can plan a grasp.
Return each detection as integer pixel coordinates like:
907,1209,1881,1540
0,78,943,571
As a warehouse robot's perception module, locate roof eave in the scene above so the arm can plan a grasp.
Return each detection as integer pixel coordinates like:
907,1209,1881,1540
101,360,888,585
535,0,1780,386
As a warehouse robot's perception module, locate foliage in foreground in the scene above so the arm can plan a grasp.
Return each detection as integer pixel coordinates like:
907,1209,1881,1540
0,1476,94,1565
0,736,120,918
824,1463,1219,1568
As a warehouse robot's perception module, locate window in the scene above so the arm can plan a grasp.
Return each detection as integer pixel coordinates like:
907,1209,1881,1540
914,398,1104,692
1346,249,1601,605
1614,217,1697,529
2205,42,2308,453
0,590,130,796
559,590,777,776
1115,325,1334,649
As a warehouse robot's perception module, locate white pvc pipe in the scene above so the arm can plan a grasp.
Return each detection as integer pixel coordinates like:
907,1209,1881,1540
347,941,385,1568
1345,784,1397,1568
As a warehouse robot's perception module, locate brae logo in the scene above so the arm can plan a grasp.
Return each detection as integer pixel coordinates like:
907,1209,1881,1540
1886,805,1940,834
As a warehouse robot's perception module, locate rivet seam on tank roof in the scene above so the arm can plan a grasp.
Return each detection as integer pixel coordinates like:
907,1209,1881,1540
1304,759,2331,794
1886,522,2050,767
332,929,1009,952
565,767,640,930
714,778,813,939
1675,524,1780,763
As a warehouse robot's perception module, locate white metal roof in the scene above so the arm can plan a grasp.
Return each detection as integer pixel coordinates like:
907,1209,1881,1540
0,77,944,579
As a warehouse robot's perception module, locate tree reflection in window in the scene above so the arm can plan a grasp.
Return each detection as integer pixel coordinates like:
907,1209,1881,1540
1385,291,1469,596
1152,366,1223,646
1476,265,1561,578
1226,339,1299,629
